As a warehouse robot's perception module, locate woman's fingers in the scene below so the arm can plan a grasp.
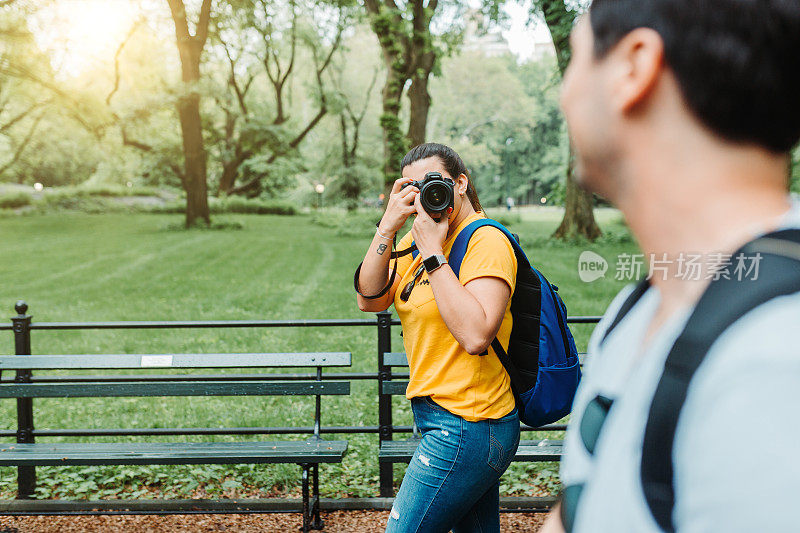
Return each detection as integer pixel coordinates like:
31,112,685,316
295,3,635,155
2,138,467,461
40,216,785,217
413,192,431,219
388,188,417,214
397,185,418,203
391,177,415,195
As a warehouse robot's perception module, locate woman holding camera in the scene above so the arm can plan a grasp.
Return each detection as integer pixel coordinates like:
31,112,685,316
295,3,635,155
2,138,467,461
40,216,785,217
356,143,520,533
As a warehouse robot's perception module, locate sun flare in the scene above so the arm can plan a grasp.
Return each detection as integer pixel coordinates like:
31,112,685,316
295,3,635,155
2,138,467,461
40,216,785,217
33,0,138,77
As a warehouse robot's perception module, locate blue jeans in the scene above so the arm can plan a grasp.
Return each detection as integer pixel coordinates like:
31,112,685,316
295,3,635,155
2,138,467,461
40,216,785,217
386,396,520,533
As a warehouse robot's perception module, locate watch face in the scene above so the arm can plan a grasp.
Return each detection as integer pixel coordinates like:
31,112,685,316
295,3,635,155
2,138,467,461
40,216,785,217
424,255,445,273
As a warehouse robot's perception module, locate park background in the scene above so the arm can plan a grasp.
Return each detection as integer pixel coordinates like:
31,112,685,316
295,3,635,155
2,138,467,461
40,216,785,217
0,0,798,504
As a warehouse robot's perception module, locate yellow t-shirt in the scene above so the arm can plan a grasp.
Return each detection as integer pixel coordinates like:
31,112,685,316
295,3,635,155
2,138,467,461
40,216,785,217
393,212,517,421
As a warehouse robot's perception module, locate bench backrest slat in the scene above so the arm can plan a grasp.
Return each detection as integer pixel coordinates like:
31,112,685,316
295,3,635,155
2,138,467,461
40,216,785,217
382,351,587,367
0,380,350,398
0,352,351,370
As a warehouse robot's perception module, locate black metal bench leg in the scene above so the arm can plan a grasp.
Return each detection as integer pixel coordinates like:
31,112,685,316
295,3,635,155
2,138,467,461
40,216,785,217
311,463,324,530
300,464,311,533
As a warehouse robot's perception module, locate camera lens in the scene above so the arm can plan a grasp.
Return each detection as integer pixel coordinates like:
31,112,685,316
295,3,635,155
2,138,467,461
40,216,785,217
421,182,452,212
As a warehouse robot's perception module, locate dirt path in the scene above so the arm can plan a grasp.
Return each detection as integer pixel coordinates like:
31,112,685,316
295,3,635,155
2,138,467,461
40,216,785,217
0,511,546,532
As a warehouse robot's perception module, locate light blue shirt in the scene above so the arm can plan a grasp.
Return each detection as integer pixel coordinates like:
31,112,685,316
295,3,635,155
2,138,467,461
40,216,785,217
560,202,800,532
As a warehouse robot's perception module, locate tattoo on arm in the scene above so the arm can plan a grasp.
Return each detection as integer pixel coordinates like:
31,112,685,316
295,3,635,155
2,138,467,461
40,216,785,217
376,244,388,255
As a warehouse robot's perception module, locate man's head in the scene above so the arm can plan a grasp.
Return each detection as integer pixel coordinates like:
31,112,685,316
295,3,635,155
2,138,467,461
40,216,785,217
560,0,800,200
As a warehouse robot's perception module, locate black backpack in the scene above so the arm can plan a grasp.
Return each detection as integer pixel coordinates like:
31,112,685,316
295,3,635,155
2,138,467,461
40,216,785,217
563,228,800,532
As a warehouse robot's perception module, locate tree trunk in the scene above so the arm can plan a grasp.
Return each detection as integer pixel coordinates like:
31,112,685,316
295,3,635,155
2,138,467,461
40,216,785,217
379,66,408,200
535,0,601,241
341,114,351,168
552,146,602,240
217,164,236,196
167,0,211,227
176,91,209,227
406,68,431,148
217,146,246,196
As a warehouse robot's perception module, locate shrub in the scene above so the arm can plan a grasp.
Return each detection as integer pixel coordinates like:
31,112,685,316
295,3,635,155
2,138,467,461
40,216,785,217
53,185,166,199
39,194,122,214
210,197,298,216
491,213,522,227
145,201,185,214
309,210,382,238
0,191,33,209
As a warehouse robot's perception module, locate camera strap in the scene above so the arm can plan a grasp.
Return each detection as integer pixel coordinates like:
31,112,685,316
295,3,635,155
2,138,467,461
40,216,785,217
354,233,418,300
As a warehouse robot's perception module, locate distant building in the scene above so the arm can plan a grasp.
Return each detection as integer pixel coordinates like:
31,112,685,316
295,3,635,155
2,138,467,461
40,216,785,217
529,39,556,62
462,9,556,62
462,9,511,57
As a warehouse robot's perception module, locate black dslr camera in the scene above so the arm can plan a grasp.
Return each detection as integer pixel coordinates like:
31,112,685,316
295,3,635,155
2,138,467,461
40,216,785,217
401,172,455,216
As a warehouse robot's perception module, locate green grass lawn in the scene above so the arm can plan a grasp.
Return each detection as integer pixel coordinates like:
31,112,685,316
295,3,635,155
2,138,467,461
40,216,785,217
0,208,640,500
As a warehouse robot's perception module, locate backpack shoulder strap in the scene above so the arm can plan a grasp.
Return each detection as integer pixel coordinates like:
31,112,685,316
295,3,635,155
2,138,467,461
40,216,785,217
600,278,651,345
448,218,530,278
642,228,800,532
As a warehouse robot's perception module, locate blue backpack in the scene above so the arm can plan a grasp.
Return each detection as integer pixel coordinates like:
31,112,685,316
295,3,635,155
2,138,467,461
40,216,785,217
414,219,581,427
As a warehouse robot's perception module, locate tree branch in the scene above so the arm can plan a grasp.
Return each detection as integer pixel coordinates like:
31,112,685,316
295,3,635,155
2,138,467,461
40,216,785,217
121,127,154,152
0,111,43,178
279,0,297,88
218,31,251,116
355,67,380,125
166,0,191,42
106,21,142,106
195,0,213,46
363,0,380,15
0,98,50,135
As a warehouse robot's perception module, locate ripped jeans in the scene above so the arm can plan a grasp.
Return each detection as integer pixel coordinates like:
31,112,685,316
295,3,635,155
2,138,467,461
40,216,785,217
386,396,520,533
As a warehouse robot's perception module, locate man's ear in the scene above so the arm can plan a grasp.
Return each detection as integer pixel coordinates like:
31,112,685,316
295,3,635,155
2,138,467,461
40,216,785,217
609,27,665,113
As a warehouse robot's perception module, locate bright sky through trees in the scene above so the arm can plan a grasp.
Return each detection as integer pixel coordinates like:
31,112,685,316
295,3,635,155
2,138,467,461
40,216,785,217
30,0,140,77
28,0,549,77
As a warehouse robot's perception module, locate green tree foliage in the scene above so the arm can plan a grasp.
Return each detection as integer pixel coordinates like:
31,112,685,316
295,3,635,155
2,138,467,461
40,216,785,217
429,52,569,208
207,0,353,197
323,27,383,209
0,0,594,218
362,0,506,196
0,4,107,185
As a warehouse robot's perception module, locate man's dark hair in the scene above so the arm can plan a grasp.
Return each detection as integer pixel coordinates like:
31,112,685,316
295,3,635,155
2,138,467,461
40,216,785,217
590,0,800,153
401,143,483,212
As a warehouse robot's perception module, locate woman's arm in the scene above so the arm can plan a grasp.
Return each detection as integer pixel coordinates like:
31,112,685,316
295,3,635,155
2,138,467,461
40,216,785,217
428,267,511,354
356,178,418,312
411,196,512,355
356,230,403,312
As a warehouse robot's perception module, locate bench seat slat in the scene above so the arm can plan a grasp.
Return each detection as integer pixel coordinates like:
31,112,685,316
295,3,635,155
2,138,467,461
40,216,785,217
0,353,351,370
381,381,408,395
0,380,350,398
379,439,562,463
0,441,348,466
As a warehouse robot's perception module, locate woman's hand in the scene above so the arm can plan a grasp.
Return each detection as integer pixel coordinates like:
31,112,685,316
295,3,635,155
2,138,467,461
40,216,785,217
411,193,450,259
378,177,418,236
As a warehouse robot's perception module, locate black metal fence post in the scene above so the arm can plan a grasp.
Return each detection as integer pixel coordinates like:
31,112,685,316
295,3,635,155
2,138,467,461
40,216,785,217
11,300,35,499
376,311,394,497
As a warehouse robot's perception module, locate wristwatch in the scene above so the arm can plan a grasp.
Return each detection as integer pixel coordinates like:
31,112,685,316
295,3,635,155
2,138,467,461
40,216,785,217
423,254,447,274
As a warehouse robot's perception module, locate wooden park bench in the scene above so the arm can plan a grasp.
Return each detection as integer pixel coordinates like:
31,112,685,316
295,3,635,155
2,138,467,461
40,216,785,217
0,352,351,532
377,351,563,485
